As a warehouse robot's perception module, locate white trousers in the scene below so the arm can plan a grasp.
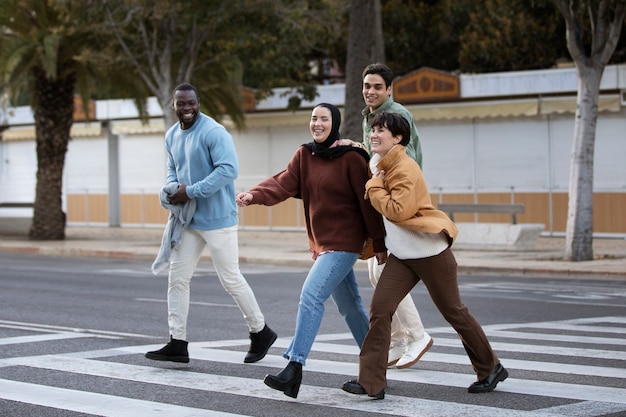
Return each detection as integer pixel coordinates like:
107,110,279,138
167,226,265,340
368,256,425,346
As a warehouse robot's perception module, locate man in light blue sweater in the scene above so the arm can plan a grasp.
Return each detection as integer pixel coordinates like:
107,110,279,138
145,83,276,364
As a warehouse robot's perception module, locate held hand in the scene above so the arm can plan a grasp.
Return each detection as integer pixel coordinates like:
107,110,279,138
236,192,253,206
375,251,388,265
373,170,385,179
334,138,355,147
167,184,190,205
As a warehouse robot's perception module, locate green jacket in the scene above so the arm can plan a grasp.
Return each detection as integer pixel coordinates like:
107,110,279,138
361,97,423,167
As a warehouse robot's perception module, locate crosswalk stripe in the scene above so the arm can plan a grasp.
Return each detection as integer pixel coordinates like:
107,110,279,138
0,333,93,345
8,343,624,407
164,335,626,379
0,319,154,339
4,354,621,417
2,315,625,416
437,338,626,361
0,379,247,417
429,327,626,346
540,401,626,417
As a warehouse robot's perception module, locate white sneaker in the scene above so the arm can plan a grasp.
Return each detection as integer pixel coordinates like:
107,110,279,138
387,345,406,367
396,333,433,369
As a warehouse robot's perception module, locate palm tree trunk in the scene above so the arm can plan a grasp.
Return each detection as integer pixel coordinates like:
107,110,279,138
29,68,75,240
343,0,385,142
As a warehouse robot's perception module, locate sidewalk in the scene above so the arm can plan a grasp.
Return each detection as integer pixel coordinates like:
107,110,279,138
0,226,625,279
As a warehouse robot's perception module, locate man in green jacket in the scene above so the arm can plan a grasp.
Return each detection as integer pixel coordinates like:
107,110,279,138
361,63,422,166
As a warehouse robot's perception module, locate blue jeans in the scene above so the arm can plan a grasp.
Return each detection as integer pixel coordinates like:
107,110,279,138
283,251,369,365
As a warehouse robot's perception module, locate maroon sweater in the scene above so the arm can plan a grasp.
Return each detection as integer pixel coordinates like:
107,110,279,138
249,146,386,259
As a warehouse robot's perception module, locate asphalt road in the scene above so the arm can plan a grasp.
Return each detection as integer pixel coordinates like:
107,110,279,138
1,253,625,417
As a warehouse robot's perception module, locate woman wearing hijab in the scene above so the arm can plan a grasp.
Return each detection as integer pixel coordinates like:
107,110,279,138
236,103,386,399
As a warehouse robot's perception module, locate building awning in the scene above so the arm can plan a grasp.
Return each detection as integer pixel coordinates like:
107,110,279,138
1,123,102,142
539,95,621,114
409,100,538,121
408,94,621,121
407,94,621,120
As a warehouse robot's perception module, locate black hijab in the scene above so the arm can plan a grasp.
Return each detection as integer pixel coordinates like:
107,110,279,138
302,103,369,162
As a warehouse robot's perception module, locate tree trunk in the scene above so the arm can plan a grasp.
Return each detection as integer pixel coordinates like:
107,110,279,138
564,66,600,261
554,0,626,261
343,0,385,142
29,69,75,240
159,96,177,130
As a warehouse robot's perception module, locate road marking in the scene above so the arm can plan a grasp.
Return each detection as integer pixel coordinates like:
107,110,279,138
0,379,247,417
0,319,154,339
0,333,93,345
1,315,625,417
2,355,619,417
136,297,239,308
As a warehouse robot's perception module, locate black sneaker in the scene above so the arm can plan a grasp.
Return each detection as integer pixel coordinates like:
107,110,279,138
145,337,189,363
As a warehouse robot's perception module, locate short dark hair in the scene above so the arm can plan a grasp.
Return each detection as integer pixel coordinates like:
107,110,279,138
172,83,199,101
362,63,394,88
371,112,410,146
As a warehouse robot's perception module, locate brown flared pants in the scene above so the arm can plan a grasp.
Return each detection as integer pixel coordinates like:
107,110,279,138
357,248,499,395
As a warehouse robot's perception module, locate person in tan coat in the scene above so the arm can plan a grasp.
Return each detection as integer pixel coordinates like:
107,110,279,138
341,112,508,399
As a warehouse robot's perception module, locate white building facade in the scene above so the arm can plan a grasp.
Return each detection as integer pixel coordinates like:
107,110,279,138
1,65,625,236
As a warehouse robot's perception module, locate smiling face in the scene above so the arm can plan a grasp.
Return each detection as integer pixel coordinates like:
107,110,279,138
370,122,402,156
362,73,391,111
309,106,333,143
173,89,200,129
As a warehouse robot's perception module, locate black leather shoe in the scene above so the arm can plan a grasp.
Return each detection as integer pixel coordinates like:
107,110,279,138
342,379,385,399
263,361,302,398
145,337,189,363
245,324,277,363
468,363,508,393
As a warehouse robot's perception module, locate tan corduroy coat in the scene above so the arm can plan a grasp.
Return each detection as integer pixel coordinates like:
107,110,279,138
365,145,458,244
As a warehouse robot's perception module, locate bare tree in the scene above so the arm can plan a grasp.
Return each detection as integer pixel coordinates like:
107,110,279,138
102,1,346,129
102,1,240,129
552,0,626,261
343,0,385,141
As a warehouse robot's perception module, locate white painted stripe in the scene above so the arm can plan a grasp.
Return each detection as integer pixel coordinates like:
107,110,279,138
434,337,626,361
0,379,247,417
193,337,625,379
540,401,626,417
65,346,626,405
0,355,593,417
136,297,238,308
0,333,94,345
420,352,626,378
479,316,626,330
486,330,626,345
510,323,626,334
564,316,626,325
0,319,154,339
258,335,626,364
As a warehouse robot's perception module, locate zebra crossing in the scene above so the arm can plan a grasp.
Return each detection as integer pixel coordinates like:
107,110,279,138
1,316,626,416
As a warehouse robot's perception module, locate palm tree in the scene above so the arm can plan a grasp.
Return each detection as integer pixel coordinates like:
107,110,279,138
0,0,143,239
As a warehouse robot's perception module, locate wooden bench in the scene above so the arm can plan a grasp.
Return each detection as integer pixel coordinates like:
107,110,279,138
437,203,524,224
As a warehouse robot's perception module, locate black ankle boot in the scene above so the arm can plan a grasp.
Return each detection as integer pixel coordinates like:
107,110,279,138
145,336,189,363
245,324,277,363
263,361,303,398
